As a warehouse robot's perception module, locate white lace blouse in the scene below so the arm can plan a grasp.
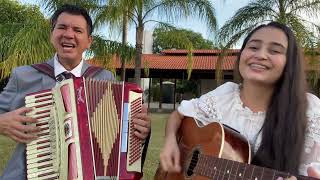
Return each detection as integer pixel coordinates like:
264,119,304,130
177,82,320,176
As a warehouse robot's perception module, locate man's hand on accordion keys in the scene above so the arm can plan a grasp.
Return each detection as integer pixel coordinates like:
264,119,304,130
132,104,151,140
0,107,40,143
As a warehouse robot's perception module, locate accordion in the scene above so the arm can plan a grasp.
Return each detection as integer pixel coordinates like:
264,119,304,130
25,78,144,180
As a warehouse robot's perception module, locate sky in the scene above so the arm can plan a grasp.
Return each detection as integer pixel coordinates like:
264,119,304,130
112,0,251,44
18,0,251,45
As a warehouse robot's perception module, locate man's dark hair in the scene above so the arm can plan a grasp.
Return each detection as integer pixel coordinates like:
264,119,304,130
50,4,93,35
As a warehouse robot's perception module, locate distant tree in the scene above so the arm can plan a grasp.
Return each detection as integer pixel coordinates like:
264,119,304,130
0,0,53,78
152,26,215,53
218,0,320,47
0,0,43,25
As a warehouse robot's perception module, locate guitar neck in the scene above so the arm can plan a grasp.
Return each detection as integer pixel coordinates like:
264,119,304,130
192,154,315,180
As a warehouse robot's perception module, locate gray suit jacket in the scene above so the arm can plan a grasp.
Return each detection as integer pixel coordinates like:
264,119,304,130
0,58,114,180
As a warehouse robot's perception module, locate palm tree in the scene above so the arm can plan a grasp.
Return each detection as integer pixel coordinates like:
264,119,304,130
0,0,54,79
90,0,218,84
218,0,320,47
90,0,216,84
216,0,320,86
129,0,217,85
93,0,133,81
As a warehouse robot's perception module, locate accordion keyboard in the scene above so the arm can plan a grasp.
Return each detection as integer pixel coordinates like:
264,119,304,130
25,90,59,180
24,78,144,180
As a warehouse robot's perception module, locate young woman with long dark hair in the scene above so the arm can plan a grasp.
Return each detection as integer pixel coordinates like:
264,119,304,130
159,22,320,179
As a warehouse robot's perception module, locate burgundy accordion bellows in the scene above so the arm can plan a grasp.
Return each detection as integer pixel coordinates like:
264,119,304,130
25,77,144,180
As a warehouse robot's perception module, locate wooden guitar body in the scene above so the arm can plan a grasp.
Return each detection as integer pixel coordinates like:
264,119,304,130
155,117,250,180
155,117,317,180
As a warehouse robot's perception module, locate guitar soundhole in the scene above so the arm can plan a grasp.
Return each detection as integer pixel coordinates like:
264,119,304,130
187,149,200,176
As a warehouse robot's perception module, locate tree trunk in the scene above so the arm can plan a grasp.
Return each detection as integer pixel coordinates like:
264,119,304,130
120,11,128,81
215,55,224,86
134,23,144,86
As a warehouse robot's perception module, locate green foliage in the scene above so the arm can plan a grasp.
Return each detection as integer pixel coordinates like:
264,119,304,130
151,79,198,102
87,35,136,74
90,0,217,84
0,135,16,175
153,24,217,79
0,0,43,25
218,0,320,48
176,79,198,96
152,26,215,53
151,83,161,101
0,0,53,79
143,113,169,179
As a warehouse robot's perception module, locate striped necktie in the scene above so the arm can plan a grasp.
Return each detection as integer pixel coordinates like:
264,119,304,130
56,71,74,82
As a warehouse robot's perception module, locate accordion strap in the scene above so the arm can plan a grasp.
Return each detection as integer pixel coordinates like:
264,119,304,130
31,63,55,79
82,66,104,78
31,63,104,79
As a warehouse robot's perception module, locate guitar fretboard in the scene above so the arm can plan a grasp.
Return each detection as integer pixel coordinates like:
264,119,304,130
192,154,315,180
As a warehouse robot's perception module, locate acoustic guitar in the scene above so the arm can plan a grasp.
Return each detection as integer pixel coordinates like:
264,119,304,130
154,117,318,180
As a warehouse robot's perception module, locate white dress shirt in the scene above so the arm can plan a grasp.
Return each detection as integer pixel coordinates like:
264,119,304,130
53,53,84,78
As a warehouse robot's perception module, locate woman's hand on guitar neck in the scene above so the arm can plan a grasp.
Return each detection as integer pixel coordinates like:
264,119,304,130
277,166,320,180
160,135,181,173
307,166,320,179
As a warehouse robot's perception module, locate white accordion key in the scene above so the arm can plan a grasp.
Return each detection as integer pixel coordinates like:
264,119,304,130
27,135,50,146
27,159,54,169
27,142,50,151
27,154,52,164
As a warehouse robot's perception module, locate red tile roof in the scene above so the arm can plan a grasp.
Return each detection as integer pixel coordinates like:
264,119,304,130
121,54,237,70
88,49,320,71
89,50,239,70
161,49,240,55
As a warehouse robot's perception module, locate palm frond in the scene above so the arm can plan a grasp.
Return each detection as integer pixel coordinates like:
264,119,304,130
0,21,54,79
88,35,135,70
217,1,275,46
150,0,217,32
290,0,320,17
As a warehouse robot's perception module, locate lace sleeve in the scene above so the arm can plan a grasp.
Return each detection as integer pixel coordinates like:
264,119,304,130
177,82,238,127
195,92,223,125
178,92,222,127
299,94,320,175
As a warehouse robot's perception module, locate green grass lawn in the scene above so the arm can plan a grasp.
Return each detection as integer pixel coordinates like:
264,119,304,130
0,112,169,180
0,135,16,174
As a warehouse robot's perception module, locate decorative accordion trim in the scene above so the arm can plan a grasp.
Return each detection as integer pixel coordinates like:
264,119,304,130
25,78,144,180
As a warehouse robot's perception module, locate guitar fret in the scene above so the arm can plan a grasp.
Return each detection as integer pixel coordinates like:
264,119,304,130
260,167,276,179
231,161,239,180
203,157,210,174
210,156,215,177
251,164,263,180
224,159,233,179
194,155,205,176
222,159,230,180
194,155,316,180
217,157,225,179
236,161,247,178
274,170,290,179
243,163,255,179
